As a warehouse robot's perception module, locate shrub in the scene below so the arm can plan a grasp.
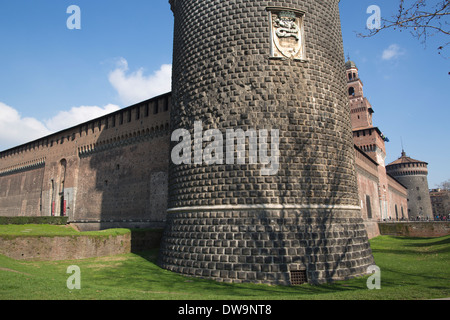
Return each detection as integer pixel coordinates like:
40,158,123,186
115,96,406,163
0,216,68,225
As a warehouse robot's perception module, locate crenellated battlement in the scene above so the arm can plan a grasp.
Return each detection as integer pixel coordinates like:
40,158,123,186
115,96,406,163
0,92,171,222
0,93,171,165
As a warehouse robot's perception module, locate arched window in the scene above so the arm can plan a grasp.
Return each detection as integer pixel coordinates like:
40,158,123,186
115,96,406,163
348,87,355,96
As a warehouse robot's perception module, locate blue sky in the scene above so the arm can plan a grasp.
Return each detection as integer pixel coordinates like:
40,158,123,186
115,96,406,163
0,0,448,188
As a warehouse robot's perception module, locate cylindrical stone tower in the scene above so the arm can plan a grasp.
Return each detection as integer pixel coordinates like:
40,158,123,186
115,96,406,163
386,151,433,220
158,0,375,285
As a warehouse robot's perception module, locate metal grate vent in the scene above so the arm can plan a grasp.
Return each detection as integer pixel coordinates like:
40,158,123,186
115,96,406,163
290,270,308,285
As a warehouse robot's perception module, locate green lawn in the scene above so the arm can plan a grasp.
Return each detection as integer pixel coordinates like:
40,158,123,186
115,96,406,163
0,229,449,300
0,224,130,237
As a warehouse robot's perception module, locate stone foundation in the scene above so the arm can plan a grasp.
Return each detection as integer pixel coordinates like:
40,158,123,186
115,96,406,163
158,206,374,285
364,220,381,239
71,220,166,232
378,222,450,238
0,229,163,261
0,233,131,261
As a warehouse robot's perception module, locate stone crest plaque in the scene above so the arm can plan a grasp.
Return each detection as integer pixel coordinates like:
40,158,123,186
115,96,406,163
269,9,305,60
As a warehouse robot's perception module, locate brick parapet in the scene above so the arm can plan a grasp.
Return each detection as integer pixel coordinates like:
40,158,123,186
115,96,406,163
0,94,171,166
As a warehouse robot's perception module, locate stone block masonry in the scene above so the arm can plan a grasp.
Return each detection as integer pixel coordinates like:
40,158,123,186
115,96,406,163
160,207,373,285
159,0,375,285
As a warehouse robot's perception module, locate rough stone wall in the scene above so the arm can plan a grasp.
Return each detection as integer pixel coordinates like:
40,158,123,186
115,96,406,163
159,0,375,285
161,208,373,284
168,0,359,208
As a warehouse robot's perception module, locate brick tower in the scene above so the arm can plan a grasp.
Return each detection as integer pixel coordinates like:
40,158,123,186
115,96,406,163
346,60,387,166
346,60,390,220
386,151,433,220
158,0,374,285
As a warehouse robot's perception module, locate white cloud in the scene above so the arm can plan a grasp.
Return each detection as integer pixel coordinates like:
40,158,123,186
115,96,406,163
0,60,171,151
0,102,120,151
0,102,52,150
108,58,172,105
382,44,405,60
44,104,120,132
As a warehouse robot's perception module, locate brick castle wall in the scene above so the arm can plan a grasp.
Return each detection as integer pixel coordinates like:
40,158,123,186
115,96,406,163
0,94,171,231
378,222,450,237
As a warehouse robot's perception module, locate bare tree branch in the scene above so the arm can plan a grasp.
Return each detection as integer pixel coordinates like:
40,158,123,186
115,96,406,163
359,0,450,57
437,179,450,190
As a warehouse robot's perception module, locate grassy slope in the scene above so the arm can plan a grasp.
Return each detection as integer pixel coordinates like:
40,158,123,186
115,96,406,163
0,224,130,237
0,231,449,300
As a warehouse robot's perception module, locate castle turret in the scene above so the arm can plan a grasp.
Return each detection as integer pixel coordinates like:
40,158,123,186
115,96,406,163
158,0,374,285
346,60,387,166
386,151,433,220
346,60,391,221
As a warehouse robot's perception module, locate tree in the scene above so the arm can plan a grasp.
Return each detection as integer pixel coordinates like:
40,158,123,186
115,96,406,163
360,0,450,58
437,179,450,190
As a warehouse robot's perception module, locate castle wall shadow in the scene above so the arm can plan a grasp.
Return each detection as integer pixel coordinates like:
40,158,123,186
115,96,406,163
0,93,172,231
80,94,172,231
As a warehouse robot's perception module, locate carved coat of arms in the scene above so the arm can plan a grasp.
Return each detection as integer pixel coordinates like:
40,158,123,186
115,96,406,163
270,10,304,60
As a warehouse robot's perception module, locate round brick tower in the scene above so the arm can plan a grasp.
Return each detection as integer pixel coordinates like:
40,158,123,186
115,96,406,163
386,151,433,220
158,0,374,285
